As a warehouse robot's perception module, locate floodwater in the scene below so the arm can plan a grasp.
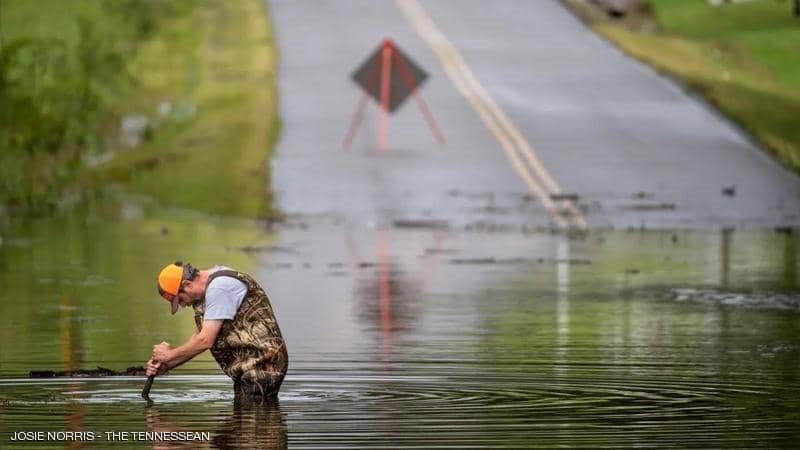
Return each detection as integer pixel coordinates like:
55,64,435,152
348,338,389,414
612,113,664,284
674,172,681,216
1,201,799,448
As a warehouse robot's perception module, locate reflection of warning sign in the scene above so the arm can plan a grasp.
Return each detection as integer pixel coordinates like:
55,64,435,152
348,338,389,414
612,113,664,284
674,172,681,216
344,38,445,151
351,40,428,113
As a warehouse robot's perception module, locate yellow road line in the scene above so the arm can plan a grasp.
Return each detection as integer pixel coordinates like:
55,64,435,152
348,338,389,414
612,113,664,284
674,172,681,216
396,0,587,231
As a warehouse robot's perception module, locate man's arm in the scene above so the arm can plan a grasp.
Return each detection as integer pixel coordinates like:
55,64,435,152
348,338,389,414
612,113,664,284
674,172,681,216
151,320,223,372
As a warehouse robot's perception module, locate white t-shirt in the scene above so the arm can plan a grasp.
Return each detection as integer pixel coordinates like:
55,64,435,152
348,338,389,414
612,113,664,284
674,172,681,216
203,266,247,320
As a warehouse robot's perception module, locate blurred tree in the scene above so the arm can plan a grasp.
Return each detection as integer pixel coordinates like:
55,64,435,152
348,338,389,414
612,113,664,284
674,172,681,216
0,1,196,214
0,0,4,49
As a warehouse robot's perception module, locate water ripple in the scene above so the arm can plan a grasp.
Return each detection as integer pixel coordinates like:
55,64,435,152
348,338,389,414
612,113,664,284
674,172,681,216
1,365,797,448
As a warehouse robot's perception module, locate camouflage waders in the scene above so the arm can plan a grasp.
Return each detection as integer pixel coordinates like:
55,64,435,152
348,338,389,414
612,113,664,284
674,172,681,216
192,270,288,397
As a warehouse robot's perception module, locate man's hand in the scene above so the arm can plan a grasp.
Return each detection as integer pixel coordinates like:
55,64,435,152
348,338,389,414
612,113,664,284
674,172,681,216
146,358,168,377
152,341,172,362
146,323,221,376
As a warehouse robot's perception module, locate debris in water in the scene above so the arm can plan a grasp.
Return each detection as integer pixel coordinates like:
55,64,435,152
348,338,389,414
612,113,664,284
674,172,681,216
550,193,580,201
30,366,146,378
233,245,299,254
722,185,736,197
423,248,460,255
668,288,800,311
622,203,676,211
551,258,592,265
393,219,450,230
449,257,533,265
449,257,497,265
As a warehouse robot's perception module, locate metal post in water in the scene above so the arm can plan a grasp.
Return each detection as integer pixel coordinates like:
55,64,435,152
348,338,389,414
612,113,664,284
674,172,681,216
141,375,155,401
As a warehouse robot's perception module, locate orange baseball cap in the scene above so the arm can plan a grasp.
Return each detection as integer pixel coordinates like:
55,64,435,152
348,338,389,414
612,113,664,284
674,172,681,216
157,263,185,314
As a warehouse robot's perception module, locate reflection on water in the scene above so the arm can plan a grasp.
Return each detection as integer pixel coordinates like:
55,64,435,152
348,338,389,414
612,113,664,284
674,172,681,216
144,395,287,450
1,203,799,448
0,377,287,449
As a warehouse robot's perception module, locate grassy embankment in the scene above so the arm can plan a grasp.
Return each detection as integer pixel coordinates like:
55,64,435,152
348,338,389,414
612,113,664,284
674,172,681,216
1,0,279,219
0,1,174,214
588,0,800,173
94,0,280,219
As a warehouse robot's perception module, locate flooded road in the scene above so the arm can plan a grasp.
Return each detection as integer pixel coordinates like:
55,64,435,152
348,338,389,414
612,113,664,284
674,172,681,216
1,203,798,448
1,0,799,448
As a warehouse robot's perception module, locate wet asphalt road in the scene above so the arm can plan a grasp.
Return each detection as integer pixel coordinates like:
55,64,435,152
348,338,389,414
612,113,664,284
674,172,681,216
268,0,800,230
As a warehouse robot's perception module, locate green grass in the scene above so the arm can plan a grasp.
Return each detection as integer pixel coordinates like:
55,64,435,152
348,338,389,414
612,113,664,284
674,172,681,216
89,0,280,220
594,0,800,173
647,0,798,38
2,1,76,41
0,1,169,214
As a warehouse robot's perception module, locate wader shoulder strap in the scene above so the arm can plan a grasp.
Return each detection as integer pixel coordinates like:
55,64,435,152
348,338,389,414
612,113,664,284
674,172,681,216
203,269,250,300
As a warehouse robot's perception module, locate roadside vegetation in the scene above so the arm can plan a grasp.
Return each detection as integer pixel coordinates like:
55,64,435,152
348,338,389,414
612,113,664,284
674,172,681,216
91,0,280,219
0,1,191,214
1,0,279,219
574,0,800,174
